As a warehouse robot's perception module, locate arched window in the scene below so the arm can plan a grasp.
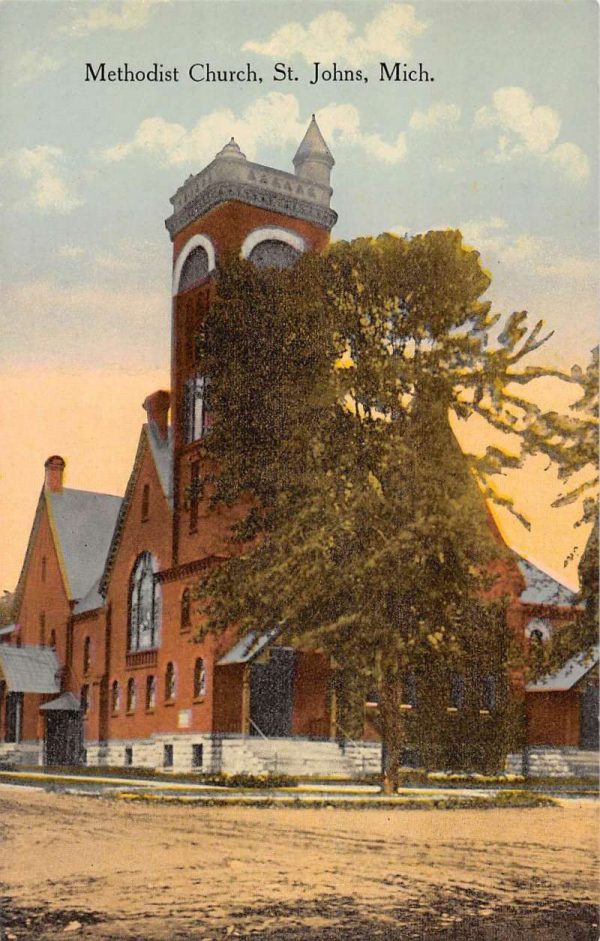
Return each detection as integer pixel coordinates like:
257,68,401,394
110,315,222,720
248,239,301,270
525,618,552,645
83,636,91,674
179,246,210,293
181,589,191,628
128,552,161,651
402,673,417,708
39,612,46,646
193,658,206,698
450,674,465,709
41,556,47,582
80,684,90,716
184,375,209,444
141,483,150,522
127,678,136,712
482,675,497,712
145,675,156,710
165,662,176,701
49,629,56,649
111,680,120,714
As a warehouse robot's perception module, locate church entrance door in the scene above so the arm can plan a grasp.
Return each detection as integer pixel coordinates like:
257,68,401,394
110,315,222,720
44,711,83,766
250,648,296,737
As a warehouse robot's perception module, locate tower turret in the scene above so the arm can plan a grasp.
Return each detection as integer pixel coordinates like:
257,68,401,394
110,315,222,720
293,115,335,188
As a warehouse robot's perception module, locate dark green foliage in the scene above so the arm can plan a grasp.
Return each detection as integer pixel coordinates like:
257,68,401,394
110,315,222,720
194,232,579,786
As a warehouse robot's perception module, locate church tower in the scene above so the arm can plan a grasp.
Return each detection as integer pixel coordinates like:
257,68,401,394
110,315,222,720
164,116,337,566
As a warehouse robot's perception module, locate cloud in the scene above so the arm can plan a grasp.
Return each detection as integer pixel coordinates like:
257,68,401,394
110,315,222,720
13,50,62,86
243,5,428,66
548,142,590,183
475,87,590,183
62,0,165,36
9,146,83,213
102,93,407,167
409,102,461,131
475,87,560,154
57,244,85,259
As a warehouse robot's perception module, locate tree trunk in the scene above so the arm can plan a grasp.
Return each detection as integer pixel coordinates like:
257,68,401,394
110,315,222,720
379,672,403,795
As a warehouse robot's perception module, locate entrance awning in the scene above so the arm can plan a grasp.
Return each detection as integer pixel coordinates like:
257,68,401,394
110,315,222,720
217,628,280,665
40,691,80,712
0,645,61,694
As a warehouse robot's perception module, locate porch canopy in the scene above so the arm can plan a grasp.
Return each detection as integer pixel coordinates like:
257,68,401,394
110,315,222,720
0,645,61,694
40,691,80,712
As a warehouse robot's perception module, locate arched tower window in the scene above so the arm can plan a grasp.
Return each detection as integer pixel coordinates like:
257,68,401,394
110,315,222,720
165,662,176,701
127,678,136,712
128,552,161,652
80,684,90,716
248,239,301,270
49,629,56,649
193,658,206,698
181,589,191,628
178,246,210,293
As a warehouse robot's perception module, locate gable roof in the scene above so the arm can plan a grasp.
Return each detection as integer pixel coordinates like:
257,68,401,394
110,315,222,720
46,488,122,600
99,424,172,596
516,558,579,607
0,644,61,693
526,647,599,692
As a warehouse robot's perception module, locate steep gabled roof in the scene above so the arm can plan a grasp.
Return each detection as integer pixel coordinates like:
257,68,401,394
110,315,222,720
516,558,579,607
99,424,172,596
46,488,122,600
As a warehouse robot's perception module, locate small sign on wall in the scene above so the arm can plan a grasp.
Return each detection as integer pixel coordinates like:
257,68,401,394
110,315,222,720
178,709,192,729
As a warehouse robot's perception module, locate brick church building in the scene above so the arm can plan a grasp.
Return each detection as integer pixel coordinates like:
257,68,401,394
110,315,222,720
0,118,597,777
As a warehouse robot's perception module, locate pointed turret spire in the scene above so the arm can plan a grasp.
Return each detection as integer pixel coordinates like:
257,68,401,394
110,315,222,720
215,137,246,161
293,115,334,186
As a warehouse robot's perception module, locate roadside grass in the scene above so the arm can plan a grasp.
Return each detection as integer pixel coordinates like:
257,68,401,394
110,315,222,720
0,765,597,792
110,788,557,810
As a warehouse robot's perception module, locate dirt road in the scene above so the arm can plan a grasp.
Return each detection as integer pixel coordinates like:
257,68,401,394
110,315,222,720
0,787,597,940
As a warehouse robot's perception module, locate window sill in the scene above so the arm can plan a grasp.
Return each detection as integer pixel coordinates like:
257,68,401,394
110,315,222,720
193,696,206,705
479,709,491,716
446,707,459,713
399,704,413,711
180,625,192,634
126,710,136,717
164,700,175,707
145,708,156,715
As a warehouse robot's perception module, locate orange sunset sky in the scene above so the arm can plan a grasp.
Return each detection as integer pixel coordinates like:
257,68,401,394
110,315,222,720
0,1,597,595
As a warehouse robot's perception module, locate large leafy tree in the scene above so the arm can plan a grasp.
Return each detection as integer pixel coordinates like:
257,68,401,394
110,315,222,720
196,232,574,791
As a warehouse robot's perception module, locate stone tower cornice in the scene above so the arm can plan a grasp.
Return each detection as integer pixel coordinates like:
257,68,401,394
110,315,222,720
165,140,337,240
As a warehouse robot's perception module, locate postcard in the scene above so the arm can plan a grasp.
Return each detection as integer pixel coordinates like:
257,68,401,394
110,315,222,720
0,2,597,939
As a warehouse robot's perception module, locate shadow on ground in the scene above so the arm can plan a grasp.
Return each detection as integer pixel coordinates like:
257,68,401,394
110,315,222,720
1,895,598,941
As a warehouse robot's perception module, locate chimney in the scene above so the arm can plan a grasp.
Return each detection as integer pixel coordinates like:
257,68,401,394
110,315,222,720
143,390,170,442
44,455,65,493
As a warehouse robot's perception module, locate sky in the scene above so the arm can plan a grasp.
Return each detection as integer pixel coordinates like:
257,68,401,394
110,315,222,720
0,0,597,592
